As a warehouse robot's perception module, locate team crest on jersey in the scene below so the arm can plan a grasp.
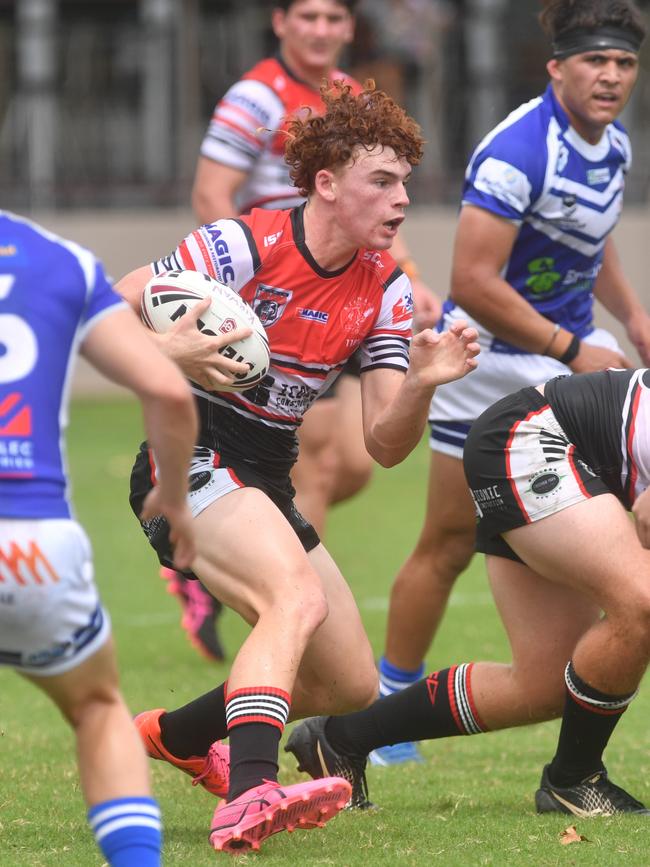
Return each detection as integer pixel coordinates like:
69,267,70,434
253,284,293,327
340,296,375,337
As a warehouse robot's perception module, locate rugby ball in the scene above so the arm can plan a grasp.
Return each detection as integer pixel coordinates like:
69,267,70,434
141,270,270,393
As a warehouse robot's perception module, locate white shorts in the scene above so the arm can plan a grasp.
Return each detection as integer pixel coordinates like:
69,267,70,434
429,327,622,458
0,519,111,676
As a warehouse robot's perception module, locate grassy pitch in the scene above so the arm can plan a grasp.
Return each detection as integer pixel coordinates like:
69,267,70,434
1,397,649,865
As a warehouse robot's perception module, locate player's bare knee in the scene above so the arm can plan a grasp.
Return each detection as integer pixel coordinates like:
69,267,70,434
430,527,475,581
63,683,121,730
616,591,650,655
277,581,329,637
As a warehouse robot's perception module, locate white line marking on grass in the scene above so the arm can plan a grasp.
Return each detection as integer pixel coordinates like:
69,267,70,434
113,592,494,625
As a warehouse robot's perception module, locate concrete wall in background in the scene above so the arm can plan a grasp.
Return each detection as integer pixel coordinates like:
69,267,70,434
29,206,649,396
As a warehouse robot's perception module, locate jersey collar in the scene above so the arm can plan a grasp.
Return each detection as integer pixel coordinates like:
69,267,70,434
546,83,612,160
291,204,358,278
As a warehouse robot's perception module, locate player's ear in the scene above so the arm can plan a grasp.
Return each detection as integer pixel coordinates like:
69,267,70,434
314,168,337,202
547,58,562,82
343,13,355,45
271,8,286,40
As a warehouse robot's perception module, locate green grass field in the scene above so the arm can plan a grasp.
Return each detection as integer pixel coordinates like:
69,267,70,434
2,397,650,866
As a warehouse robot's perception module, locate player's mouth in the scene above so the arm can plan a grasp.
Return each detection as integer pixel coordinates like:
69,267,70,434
383,217,404,233
593,92,619,106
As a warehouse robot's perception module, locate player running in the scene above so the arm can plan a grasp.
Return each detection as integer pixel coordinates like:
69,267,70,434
175,0,441,663
117,81,479,853
0,211,198,865
287,366,650,817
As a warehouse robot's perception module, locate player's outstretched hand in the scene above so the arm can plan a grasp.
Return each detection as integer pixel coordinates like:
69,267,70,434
140,489,196,571
408,320,480,388
161,297,253,391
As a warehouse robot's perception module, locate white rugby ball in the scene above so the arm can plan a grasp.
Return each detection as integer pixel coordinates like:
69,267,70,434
141,270,270,393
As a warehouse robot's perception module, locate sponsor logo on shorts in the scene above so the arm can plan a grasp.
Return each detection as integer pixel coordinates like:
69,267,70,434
189,471,213,492
470,485,504,518
528,470,562,496
0,541,59,585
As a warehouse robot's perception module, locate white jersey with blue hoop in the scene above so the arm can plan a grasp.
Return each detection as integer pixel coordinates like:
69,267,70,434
0,211,126,519
442,83,630,353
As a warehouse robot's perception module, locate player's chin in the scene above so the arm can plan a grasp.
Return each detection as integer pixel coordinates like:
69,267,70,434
372,226,400,248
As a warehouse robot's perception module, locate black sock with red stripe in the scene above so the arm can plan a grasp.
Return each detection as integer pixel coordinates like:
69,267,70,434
226,686,291,801
159,682,228,759
547,661,636,787
326,664,487,757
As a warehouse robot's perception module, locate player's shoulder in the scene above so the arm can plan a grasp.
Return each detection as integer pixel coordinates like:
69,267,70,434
238,206,293,239
241,57,299,105
208,207,294,270
0,210,100,280
608,119,632,163
242,57,285,87
356,248,403,289
471,93,548,172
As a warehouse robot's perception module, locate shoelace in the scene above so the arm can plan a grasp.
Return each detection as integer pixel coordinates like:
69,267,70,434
192,741,229,788
592,774,646,810
343,755,371,808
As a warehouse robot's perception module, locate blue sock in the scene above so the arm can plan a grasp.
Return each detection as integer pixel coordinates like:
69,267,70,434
379,657,425,697
87,797,162,867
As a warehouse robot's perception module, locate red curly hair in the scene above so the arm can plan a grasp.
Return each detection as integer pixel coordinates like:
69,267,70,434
284,80,424,197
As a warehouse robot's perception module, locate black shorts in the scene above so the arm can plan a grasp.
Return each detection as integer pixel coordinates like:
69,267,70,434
129,442,321,578
463,387,609,562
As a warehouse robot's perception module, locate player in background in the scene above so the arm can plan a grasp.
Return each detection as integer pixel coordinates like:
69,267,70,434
0,211,198,866
287,367,650,817
371,0,650,765
118,81,479,853
176,0,441,662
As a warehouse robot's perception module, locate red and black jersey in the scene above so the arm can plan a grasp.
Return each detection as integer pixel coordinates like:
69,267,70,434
200,56,362,213
153,205,413,467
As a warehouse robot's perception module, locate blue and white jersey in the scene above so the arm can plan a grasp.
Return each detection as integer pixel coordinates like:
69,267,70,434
0,211,125,519
444,83,631,353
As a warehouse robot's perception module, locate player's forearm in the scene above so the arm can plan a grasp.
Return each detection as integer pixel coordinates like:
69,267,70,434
191,185,238,224
365,377,433,468
141,388,198,506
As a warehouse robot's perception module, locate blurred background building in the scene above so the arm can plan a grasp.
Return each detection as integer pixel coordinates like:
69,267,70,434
3,0,650,212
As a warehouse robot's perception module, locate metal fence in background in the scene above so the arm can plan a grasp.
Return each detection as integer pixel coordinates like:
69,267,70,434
2,0,650,211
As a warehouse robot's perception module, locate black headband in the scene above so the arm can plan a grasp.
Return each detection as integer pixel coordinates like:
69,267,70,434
552,25,643,59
